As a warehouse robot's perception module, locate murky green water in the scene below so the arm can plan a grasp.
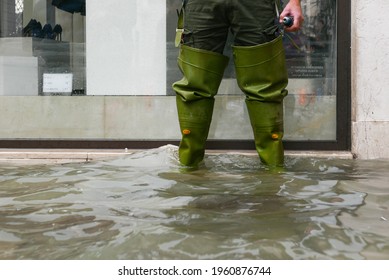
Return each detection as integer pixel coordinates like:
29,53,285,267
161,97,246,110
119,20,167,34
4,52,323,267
1,145,389,260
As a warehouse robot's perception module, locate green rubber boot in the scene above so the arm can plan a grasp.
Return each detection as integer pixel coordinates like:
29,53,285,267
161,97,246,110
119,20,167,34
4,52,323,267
173,45,229,166
245,101,285,166
233,36,288,166
175,97,214,167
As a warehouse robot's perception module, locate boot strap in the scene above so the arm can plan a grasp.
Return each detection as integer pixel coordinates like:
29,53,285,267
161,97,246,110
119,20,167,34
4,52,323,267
175,0,187,47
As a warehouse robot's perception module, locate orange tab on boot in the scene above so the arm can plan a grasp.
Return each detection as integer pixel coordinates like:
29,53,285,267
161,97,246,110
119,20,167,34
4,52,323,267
271,133,279,140
183,129,191,135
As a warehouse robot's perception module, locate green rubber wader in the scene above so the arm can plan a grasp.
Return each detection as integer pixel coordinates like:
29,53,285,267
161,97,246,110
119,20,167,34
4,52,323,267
233,36,288,166
173,45,229,166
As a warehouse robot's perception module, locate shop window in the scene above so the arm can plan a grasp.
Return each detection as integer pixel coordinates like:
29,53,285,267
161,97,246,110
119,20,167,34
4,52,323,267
0,0,350,151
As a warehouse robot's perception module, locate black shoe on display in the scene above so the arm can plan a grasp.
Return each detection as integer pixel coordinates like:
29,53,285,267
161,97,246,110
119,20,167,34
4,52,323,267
31,21,43,38
53,24,63,41
23,19,37,36
42,24,55,39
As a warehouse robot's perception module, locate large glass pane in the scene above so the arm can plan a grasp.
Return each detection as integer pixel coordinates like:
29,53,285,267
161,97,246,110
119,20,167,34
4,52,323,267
283,0,337,141
1,0,338,144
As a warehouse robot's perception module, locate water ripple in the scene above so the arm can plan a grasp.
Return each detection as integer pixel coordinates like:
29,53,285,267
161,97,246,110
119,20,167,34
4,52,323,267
1,145,389,259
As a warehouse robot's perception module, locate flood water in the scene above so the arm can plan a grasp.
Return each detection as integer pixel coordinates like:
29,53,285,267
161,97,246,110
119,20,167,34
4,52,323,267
1,145,389,260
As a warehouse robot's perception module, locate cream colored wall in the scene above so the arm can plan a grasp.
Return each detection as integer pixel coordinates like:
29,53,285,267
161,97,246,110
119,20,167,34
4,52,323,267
351,0,389,159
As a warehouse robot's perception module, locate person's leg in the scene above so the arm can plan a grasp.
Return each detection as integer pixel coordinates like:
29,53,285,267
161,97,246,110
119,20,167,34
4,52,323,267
231,0,288,166
234,37,288,166
230,0,279,46
173,0,230,166
173,46,229,166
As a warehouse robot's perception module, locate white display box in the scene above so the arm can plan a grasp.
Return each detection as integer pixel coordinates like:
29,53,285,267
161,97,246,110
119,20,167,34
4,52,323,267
0,56,39,96
0,38,34,57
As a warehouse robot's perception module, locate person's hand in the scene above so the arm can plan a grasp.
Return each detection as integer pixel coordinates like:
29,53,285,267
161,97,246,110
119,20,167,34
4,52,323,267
280,0,304,32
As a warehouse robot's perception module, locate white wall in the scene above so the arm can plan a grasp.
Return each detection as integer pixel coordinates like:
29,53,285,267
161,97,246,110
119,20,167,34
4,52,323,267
352,0,389,159
86,0,166,95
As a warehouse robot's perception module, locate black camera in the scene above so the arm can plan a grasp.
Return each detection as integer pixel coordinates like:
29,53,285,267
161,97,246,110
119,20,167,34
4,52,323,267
283,16,294,27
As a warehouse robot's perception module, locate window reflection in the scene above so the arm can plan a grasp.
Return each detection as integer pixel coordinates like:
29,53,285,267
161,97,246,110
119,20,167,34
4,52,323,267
282,0,337,141
283,0,337,80
0,0,85,96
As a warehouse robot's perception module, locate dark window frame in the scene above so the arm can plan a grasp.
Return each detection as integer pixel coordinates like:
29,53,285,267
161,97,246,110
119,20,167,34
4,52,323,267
0,0,351,151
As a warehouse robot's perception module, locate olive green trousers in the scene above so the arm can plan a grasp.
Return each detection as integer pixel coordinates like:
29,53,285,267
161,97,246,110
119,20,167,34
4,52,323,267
173,0,288,167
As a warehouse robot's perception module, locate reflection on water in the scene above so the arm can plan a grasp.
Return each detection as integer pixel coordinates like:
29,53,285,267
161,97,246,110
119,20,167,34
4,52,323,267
1,145,389,260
